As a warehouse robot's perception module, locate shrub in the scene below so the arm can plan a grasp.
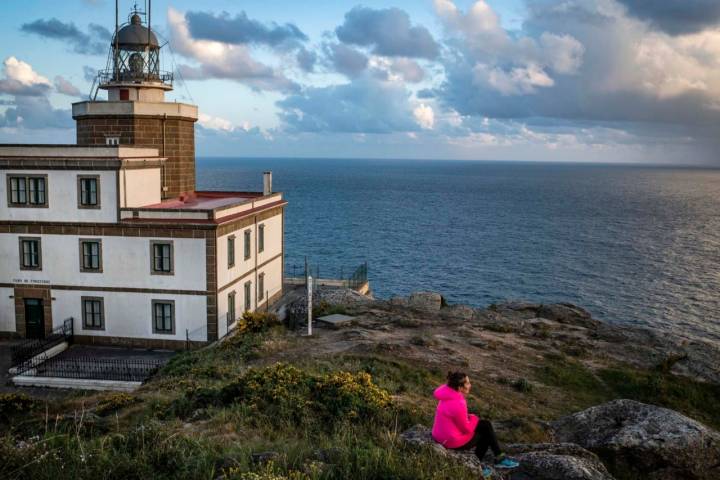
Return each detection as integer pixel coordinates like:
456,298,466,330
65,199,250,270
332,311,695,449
0,393,38,420
96,393,138,416
313,301,347,318
238,311,280,334
183,363,394,427
512,378,533,393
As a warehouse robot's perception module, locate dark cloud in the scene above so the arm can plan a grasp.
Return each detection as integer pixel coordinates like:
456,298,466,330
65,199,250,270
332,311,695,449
278,77,418,133
185,10,307,48
54,75,83,97
615,0,720,35
296,47,317,72
0,96,72,130
20,18,109,55
325,43,368,77
336,7,439,59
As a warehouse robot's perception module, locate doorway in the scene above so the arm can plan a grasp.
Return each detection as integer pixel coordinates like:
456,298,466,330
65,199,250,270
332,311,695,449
24,298,45,339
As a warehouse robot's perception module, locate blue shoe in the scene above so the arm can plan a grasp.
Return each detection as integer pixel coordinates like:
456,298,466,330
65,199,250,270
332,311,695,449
481,466,493,478
494,457,519,469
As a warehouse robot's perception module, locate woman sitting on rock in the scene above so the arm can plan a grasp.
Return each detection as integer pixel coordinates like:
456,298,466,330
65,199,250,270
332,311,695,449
432,371,519,477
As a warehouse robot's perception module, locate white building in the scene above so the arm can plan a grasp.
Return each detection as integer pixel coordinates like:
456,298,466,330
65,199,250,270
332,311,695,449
0,9,285,349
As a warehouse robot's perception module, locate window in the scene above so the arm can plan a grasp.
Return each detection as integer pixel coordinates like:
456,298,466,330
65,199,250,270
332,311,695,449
7,175,47,207
78,176,100,208
228,236,235,268
227,292,236,327
258,273,265,301
244,281,252,311
82,297,104,330
244,230,251,260
19,237,41,270
79,239,102,272
152,300,175,334
105,136,120,146
150,241,173,275
119,89,129,101
258,224,265,253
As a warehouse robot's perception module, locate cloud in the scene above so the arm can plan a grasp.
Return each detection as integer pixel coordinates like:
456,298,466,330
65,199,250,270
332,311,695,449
413,104,435,129
325,43,368,77
185,10,307,48
615,0,720,35
198,113,256,133
20,18,110,55
435,0,720,135
82,66,97,83
336,7,439,59
54,75,83,97
278,77,419,133
388,58,425,83
0,57,51,96
0,95,72,130
296,47,317,72
168,8,298,92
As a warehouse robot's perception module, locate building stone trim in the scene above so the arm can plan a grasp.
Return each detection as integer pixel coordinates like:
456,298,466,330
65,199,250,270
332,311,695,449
206,235,218,341
0,283,209,296
18,236,42,271
13,287,52,338
149,240,174,276
0,159,164,171
78,238,103,273
6,173,49,208
0,221,217,237
76,175,101,209
81,296,105,331
151,299,176,335
73,334,200,351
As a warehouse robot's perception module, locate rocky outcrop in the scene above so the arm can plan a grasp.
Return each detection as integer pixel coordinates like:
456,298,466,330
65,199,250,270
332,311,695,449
406,292,444,311
552,399,720,480
493,302,597,328
400,425,615,480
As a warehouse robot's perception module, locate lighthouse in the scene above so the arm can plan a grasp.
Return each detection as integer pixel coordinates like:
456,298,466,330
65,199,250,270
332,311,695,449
72,6,198,199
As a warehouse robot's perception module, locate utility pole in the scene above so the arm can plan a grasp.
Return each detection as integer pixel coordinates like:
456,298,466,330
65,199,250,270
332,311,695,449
307,276,313,336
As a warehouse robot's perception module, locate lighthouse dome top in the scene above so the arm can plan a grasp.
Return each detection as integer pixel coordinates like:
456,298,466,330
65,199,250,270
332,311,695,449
113,13,159,50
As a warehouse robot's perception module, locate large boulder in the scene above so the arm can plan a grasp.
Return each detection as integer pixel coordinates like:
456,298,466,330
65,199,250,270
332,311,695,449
537,303,597,328
552,399,720,480
407,292,444,311
400,425,615,480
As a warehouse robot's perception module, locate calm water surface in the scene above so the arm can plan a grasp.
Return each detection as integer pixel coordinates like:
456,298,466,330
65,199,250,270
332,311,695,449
198,158,720,345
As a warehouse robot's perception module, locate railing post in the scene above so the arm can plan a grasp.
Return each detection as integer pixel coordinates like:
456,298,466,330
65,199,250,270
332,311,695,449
186,329,189,351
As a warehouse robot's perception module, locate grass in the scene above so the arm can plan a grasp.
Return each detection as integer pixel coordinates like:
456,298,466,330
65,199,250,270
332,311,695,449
3,324,720,479
534,353,720,430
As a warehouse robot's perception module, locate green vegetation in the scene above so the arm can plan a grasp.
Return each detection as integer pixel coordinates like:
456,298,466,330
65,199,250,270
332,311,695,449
2,319,720,479
536,353,720,430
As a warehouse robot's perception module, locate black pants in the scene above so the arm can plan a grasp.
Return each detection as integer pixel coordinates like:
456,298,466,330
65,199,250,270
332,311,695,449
453,420,502,461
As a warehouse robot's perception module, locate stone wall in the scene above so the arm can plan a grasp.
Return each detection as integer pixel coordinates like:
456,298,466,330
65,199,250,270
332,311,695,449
75,115,196,198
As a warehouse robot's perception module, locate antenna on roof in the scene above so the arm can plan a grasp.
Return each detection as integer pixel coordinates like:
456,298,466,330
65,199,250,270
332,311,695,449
148,0,152,56
114,0,119,81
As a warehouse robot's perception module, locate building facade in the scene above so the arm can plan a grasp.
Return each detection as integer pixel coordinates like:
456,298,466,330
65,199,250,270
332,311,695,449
0,10,285,348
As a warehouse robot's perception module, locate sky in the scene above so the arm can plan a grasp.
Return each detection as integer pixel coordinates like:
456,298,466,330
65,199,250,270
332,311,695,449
0,0,719,164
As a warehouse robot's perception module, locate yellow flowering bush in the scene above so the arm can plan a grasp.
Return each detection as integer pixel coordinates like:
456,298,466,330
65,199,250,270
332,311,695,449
95,393,138,416
215,363,393,426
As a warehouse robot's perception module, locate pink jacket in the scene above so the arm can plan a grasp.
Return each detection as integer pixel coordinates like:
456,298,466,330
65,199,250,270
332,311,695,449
431,384,479,448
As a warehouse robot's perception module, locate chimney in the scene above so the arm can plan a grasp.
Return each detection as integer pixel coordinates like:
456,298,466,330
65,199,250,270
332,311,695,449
263,171,272,196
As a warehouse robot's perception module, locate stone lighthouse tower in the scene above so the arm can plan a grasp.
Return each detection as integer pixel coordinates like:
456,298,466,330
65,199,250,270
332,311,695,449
72,5,198,198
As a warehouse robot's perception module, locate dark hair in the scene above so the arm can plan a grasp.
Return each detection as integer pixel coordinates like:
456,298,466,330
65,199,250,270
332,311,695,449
447,371,468,390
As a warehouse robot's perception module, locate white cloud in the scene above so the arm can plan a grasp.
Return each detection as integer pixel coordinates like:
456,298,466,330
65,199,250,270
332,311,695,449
0,57,51,96
198,113,253,132
168,8,298,92
413,103,435,129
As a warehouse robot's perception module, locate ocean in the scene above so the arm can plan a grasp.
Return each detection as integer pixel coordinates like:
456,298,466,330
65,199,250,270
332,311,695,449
197,158,720,345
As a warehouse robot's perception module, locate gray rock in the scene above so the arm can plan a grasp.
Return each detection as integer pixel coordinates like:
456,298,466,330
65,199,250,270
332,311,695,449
400,425,615,480
552,399,720,480
407,292,444,311
537,304,597,328
442,304,476,320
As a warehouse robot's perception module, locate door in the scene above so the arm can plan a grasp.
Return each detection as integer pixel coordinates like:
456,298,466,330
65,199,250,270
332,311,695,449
24,299,44,339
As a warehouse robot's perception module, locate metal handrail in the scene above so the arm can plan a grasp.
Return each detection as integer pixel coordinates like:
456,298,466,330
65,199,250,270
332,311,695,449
11,318,73,367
